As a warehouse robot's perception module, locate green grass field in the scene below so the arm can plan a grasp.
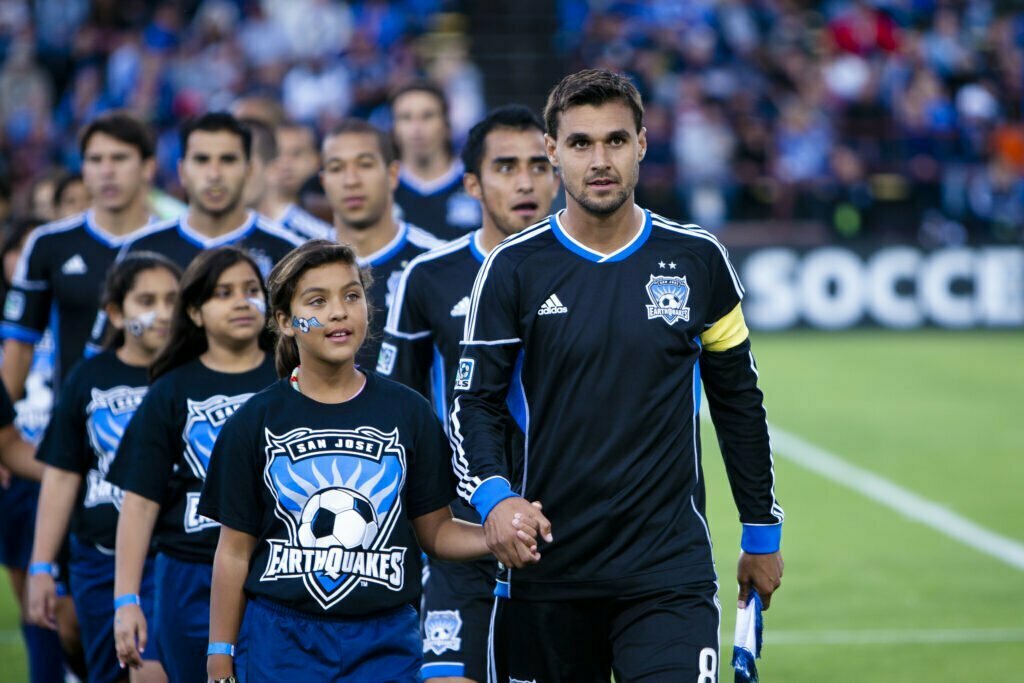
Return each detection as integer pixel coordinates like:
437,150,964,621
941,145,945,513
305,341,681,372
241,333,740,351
1,331,1021,681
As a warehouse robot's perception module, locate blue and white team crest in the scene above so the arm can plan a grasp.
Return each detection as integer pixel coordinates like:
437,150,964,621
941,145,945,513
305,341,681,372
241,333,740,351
260,426,408,610
14,332,55,445
182,394,254,479
645,274,691,325
423,610,463,655
85,386,147,509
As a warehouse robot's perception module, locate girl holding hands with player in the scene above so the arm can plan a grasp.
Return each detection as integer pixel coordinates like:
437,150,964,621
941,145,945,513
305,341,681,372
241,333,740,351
27,252,181,683
199,240,543,682
109,247,277,682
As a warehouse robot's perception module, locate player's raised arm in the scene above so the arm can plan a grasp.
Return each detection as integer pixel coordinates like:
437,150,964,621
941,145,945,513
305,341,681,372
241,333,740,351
697,246,785,608
449,248,552,567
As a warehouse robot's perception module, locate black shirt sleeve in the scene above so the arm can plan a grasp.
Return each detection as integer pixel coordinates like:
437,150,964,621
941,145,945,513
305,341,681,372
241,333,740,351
107,378,178,502
379,263,433,397
0,381,15,426
37,366,89,474
198,398,264,537
406,395,457,520
1,234,52,344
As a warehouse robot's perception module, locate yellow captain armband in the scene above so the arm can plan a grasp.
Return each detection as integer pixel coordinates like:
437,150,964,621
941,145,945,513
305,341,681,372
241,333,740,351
700,303,749,352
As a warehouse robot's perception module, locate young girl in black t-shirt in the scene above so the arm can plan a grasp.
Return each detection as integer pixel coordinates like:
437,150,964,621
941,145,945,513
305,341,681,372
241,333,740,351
108,247,277,682
26,252,181,683
199,240,541,682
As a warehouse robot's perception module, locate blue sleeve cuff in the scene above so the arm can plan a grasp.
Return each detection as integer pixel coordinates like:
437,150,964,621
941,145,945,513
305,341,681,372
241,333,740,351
470,477,519,523
0,322,43,344
741,523,782,554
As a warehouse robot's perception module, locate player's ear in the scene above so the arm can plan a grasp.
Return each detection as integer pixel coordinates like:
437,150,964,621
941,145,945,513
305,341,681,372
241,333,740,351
187,306,203,329
387,160,401,191
463,173,482,201
105,302,125,331
637,126,647,162
544,133,558,168
276,309,296,339
141,157,157,184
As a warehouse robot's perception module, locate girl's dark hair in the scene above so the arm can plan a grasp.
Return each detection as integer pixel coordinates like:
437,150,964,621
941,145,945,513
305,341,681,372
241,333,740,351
150,246,273,381
267,239,372,378
100,251,182,351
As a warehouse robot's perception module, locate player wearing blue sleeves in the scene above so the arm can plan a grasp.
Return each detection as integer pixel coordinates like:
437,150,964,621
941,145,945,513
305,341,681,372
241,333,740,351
198,240,540,683
27,253,180,683
107,248,277,682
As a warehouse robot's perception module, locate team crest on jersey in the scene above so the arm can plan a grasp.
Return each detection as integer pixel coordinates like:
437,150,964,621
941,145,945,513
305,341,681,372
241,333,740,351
182,394,254,479
84,386,146,508
261,426,408,609
423,610,463,655
4,291,24,321
645,274,691,325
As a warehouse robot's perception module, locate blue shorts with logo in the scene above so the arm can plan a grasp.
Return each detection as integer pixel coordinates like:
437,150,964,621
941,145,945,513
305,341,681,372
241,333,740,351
68,536,159,683
240,597,421,682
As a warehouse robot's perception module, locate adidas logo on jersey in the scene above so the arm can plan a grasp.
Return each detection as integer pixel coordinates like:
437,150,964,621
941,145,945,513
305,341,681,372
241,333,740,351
61,254,87,275
450,296,470,318
538,294,568,315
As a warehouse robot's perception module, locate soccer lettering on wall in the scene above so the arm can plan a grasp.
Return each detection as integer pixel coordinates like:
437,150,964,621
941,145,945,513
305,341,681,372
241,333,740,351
261,426,409,610
735,246,1024,330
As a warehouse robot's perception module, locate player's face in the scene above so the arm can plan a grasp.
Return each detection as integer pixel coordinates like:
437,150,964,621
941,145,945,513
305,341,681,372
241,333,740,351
56,179,90,218
468,127,559,236
280,262,367,368
546,101,646,217
192,261,266,347
392,91,448,162
114,266,179,356
179,130,251,218
320,133,398,231
82,133,154,213
276,127,319,197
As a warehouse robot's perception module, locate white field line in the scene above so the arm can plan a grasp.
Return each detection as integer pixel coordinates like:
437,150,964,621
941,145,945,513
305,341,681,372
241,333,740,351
699,410,1024,571
767,628,1024,646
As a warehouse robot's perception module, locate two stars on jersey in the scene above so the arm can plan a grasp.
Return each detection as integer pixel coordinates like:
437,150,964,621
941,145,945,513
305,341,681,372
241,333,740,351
260,426,409,610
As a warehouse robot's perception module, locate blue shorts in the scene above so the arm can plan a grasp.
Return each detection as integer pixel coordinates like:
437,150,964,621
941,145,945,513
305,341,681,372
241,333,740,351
154,553,212,683
240,598,421,682
68,536,159,683
0,477,39,569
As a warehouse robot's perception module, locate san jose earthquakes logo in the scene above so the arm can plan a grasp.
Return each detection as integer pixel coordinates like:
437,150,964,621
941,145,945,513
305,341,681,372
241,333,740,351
84,386,147,509
645,274,691,325
261,427,407,610
424,610,463,655
182,394,254,479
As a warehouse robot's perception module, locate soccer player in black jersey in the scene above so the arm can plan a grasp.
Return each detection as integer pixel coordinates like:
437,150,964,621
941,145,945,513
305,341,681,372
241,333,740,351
450,69,785,682
319,119,444,371
391,82,482,240
2,112,157,397
28,253,180,683
118,113,303,275
242,118,332,241
109,248,277,682
382,104,559,683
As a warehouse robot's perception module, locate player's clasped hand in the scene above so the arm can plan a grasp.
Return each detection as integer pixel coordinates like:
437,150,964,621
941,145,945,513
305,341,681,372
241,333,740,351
113,602,147,669
26,573,59,630
486,497,553,568
737,550,784,610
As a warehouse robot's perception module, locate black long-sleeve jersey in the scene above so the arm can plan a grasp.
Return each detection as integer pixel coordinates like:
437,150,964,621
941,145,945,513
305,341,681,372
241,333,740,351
1,211,148,389
275,203,333,242
355,221,444,371
450,209,784,600
394,161,482,241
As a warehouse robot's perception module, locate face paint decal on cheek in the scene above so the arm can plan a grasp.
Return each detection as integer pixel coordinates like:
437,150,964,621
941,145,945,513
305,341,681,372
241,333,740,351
247,297,267,314
124,311,157,337
292,316,324,334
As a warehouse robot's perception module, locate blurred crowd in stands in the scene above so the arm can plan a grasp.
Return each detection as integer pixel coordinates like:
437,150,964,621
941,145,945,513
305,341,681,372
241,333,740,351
2,0,1023,245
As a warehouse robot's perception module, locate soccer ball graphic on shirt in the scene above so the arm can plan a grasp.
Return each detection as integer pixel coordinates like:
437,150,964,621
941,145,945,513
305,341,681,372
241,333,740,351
297,487,379,550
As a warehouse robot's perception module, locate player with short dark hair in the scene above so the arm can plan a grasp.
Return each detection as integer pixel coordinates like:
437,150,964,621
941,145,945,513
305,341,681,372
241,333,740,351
53,173,89,219
1,111,158,399
381,104,560,683
319,118,444,371
451,69,785,681
241,119,331,241
108,247,277,682
27,253,180,683
199,240,526,681
391,81,482,240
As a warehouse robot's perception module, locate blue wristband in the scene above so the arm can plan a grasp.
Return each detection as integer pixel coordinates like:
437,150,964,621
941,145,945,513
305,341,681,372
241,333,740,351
207,642,235,657
113,594,140,610
28,562,57,577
